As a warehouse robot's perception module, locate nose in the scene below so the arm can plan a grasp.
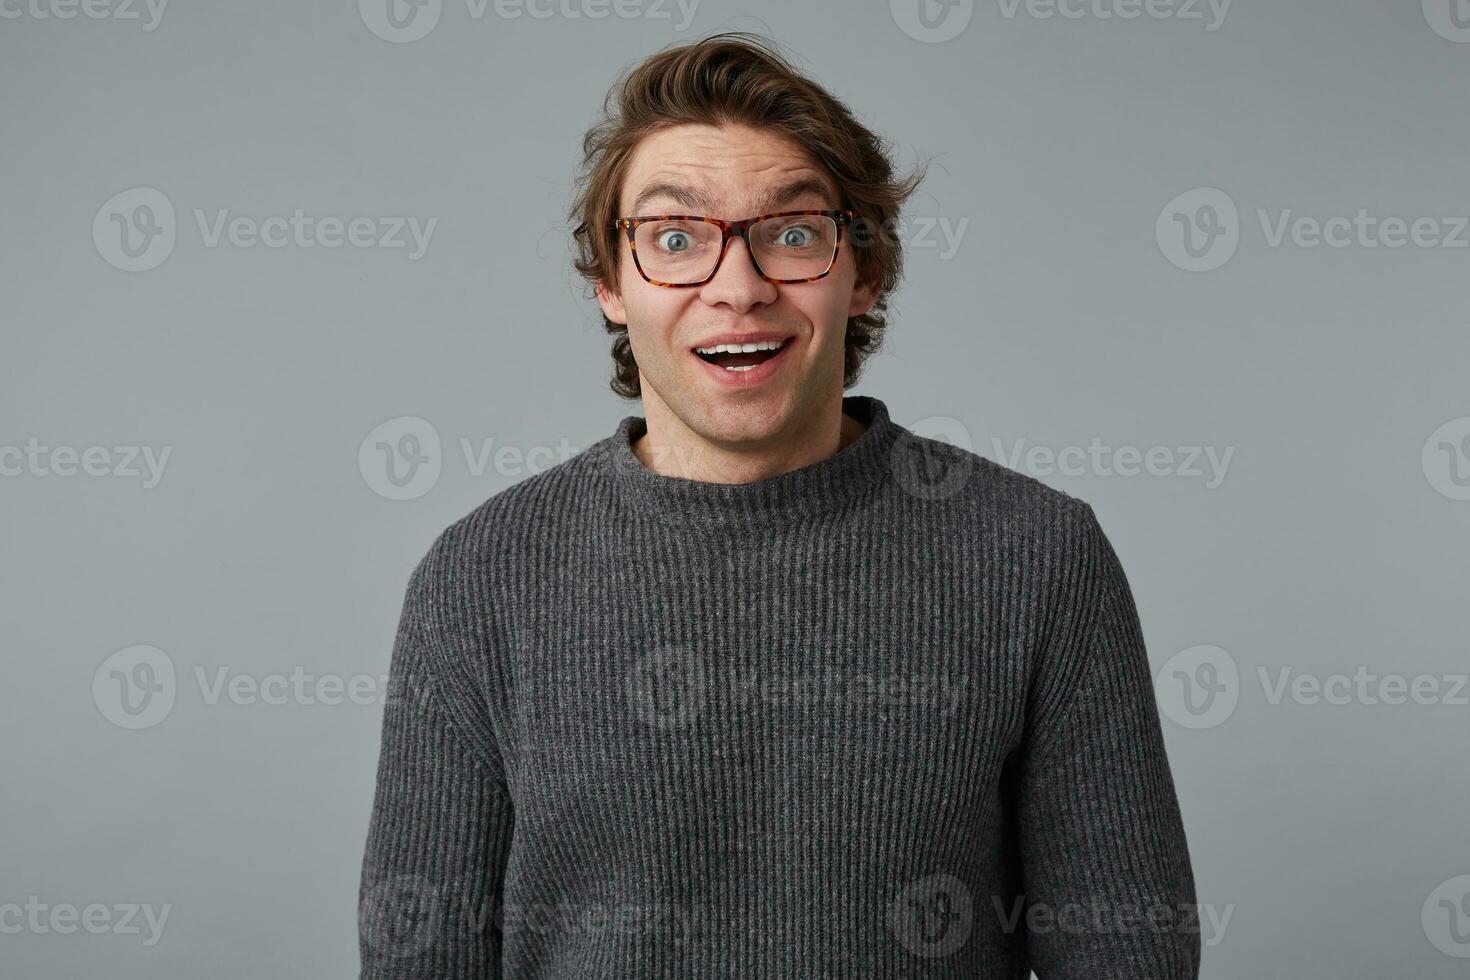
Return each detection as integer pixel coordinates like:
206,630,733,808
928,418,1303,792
698,234,778,312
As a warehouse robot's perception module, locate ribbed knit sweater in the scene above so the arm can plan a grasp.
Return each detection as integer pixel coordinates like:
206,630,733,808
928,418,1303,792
358,394,1200,979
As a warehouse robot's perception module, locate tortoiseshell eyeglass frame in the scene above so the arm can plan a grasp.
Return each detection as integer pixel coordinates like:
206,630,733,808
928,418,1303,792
612,209,861,287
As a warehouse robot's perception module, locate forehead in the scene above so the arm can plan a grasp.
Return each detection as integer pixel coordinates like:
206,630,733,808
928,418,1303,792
619,122,839,215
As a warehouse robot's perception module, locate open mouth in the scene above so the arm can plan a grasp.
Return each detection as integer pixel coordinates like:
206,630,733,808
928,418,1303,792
692,337,793,373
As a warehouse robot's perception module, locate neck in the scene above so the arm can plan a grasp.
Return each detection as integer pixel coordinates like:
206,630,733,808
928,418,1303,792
632,395,867,485
604,394,898,531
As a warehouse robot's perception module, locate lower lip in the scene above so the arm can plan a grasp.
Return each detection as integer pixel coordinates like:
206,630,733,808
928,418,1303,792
692,340,796,388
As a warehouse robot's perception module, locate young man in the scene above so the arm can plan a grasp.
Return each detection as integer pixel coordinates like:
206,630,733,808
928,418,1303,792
359,33,1201,979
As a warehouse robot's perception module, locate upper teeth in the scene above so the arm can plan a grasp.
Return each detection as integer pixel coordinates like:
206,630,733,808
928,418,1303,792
695,340,785,355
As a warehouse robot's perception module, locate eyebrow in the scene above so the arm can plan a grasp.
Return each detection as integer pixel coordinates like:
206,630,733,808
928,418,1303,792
628,176,837,217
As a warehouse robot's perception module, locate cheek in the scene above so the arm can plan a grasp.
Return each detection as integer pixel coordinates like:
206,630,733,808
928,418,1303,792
621,285,688,351
792,284,855,335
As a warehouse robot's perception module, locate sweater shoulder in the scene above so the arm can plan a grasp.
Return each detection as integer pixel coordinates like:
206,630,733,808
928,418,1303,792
889,426,1100,539
411,434,614,587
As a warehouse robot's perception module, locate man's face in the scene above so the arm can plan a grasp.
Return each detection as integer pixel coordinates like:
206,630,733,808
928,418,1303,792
597,122,876,448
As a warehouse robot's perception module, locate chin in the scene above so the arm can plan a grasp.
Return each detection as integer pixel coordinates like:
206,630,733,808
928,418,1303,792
692,397,794,443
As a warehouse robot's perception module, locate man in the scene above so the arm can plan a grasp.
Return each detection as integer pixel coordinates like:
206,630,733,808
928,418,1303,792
359,32,1200,979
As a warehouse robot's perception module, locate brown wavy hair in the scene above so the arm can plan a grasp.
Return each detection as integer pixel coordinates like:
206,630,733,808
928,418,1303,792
569,32,927,399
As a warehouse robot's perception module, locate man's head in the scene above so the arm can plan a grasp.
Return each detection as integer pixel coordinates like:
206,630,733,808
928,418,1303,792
570,34,924,446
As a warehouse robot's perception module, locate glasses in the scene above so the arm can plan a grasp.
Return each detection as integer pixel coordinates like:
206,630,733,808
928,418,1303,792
613,209,859,287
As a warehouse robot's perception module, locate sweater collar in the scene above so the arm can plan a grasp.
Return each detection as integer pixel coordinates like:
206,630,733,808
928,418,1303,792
604,395,900,529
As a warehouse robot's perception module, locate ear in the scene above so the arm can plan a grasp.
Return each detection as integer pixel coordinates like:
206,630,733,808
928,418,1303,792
596,278,628,325
847,272,878,319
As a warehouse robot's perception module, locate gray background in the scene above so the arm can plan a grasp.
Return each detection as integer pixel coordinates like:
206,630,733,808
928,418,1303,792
3,0,1469,976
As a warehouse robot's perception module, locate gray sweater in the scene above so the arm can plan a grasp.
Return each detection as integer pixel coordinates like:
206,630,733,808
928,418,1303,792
358,394,1200,979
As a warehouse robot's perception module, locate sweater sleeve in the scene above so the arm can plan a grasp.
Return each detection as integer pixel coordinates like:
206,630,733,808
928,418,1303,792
358,545,515,979
1013,503,1201,979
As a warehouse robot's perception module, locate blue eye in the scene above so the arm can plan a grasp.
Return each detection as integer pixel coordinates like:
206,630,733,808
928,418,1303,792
781,227,813,247
657,230,690,253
